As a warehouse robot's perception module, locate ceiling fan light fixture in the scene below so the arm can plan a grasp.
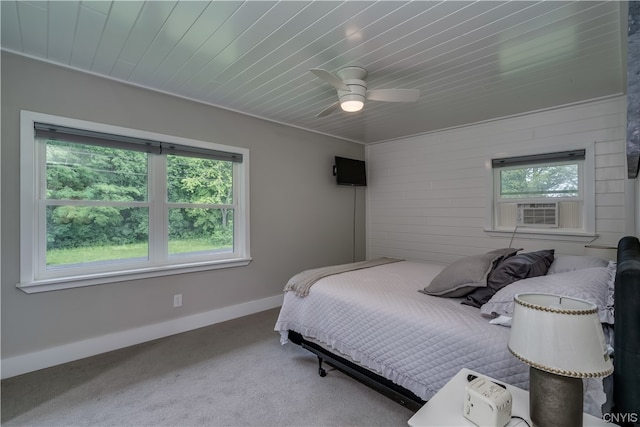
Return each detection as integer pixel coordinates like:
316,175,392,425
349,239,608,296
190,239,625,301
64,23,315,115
341,98,364,112
339,90,365,112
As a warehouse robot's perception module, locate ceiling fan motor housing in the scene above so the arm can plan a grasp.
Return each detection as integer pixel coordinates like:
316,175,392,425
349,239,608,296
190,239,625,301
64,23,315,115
337,66,368,80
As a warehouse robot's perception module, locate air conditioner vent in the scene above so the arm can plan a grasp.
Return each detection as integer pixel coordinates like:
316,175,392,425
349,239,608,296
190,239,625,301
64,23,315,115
516,202,558,228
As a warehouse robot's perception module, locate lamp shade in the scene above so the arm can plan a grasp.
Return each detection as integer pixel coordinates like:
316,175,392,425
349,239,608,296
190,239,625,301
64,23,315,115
508,293,613,378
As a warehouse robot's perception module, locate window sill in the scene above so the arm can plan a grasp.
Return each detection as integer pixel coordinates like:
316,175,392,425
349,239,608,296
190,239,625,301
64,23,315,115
17,257,253,294
484,228,598,243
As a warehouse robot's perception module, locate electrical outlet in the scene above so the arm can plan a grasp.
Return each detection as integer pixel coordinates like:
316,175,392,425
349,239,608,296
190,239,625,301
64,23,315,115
173,293,182,308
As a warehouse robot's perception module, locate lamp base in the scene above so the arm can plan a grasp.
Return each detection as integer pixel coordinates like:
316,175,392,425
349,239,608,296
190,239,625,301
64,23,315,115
530,367,583,427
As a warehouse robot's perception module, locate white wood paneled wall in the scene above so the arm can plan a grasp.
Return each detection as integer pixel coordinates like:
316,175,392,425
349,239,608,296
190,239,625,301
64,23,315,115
366,96,629,265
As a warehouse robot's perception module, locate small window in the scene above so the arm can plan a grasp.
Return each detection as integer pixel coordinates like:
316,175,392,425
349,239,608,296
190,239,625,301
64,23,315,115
498,163,579,199
20,111,250,292
491,149,593,235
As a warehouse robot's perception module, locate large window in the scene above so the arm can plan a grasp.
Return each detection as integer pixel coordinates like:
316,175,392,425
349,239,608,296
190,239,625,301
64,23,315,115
489,149,595,238
19,111,250,293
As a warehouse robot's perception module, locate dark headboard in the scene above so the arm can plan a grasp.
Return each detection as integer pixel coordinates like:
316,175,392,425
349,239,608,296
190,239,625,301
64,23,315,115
613,236,640,417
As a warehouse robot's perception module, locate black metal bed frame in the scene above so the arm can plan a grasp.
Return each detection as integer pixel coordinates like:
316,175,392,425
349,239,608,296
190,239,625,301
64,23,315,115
287,330,425,412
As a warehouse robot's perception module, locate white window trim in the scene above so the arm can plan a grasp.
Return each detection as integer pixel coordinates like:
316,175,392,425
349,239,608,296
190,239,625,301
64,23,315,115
19,110,251,293
483,143,597,242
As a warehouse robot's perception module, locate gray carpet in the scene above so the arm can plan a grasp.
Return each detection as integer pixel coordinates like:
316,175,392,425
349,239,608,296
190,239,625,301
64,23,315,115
1,308,414,426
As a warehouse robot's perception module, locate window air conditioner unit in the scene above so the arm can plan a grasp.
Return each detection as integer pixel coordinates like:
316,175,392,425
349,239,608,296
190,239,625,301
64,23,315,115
516,202,559,228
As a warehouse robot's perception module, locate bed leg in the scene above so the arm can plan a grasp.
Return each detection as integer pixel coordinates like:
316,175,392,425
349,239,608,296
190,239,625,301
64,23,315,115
317,357,327,377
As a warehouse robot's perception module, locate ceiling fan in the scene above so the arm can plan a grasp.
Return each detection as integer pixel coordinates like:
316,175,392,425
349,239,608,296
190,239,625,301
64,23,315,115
310,66,420,117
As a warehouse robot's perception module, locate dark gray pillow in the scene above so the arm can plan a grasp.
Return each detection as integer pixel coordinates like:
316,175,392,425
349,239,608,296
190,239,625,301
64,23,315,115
461,287,495,308
420,252,506,298
462,249,555,308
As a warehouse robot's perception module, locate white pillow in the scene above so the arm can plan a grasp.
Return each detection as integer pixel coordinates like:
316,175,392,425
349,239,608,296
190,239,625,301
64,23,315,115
547,255,609,275
480,265,615,324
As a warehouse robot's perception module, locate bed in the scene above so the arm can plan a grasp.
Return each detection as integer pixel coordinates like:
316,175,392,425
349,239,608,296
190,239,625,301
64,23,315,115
274,237,640,419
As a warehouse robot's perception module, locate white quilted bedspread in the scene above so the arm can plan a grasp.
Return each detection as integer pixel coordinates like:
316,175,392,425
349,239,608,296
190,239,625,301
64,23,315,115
274,260,529,401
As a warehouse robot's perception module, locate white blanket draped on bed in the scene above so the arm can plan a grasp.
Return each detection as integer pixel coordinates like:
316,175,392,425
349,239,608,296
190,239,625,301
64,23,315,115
274,260,530,401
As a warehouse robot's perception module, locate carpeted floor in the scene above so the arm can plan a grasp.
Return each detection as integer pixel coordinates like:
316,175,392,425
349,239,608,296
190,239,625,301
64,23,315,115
1,308,414,426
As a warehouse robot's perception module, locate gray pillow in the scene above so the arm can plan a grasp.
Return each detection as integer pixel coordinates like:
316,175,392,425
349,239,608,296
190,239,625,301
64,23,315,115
480,266,615,324
486,247,520,258
547,255,609,275
462,249,554,308
420,252,505,297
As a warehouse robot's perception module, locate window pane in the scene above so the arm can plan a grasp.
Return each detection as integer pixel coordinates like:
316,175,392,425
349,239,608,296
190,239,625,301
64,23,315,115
46,206,149,267
500,164,578,198
168,208,233,256
167,155,233,204
46,140,148,201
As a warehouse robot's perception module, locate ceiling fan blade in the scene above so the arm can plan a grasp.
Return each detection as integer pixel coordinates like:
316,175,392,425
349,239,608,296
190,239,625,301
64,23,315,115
310,68,349,91
367,88,420,102
317,101,341,117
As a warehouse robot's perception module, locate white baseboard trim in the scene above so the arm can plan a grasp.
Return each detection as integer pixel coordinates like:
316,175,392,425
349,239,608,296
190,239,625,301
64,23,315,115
1,294,283,379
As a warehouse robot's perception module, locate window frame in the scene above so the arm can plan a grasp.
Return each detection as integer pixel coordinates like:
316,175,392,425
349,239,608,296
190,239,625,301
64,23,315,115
19,110,251,293
484,145,596,241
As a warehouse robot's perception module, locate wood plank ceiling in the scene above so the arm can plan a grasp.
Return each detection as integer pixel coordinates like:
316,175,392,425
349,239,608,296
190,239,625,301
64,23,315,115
1,1,626,144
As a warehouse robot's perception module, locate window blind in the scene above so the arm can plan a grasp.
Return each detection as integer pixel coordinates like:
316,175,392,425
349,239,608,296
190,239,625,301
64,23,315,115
492,149,585,168
34,123,243,162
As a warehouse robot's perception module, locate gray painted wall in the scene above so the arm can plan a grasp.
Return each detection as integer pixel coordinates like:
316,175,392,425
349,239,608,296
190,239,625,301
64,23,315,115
1,52,365,360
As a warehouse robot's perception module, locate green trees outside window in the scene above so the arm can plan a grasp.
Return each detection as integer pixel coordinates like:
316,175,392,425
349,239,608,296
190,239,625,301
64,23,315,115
499,164,579,199
45,140,234,267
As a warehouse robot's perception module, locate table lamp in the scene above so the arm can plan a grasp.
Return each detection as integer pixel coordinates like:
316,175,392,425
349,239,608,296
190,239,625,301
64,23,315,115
508,293,613,427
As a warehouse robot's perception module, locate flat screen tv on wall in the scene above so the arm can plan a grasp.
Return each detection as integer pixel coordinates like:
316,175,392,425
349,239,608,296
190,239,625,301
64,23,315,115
334,156,367,186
